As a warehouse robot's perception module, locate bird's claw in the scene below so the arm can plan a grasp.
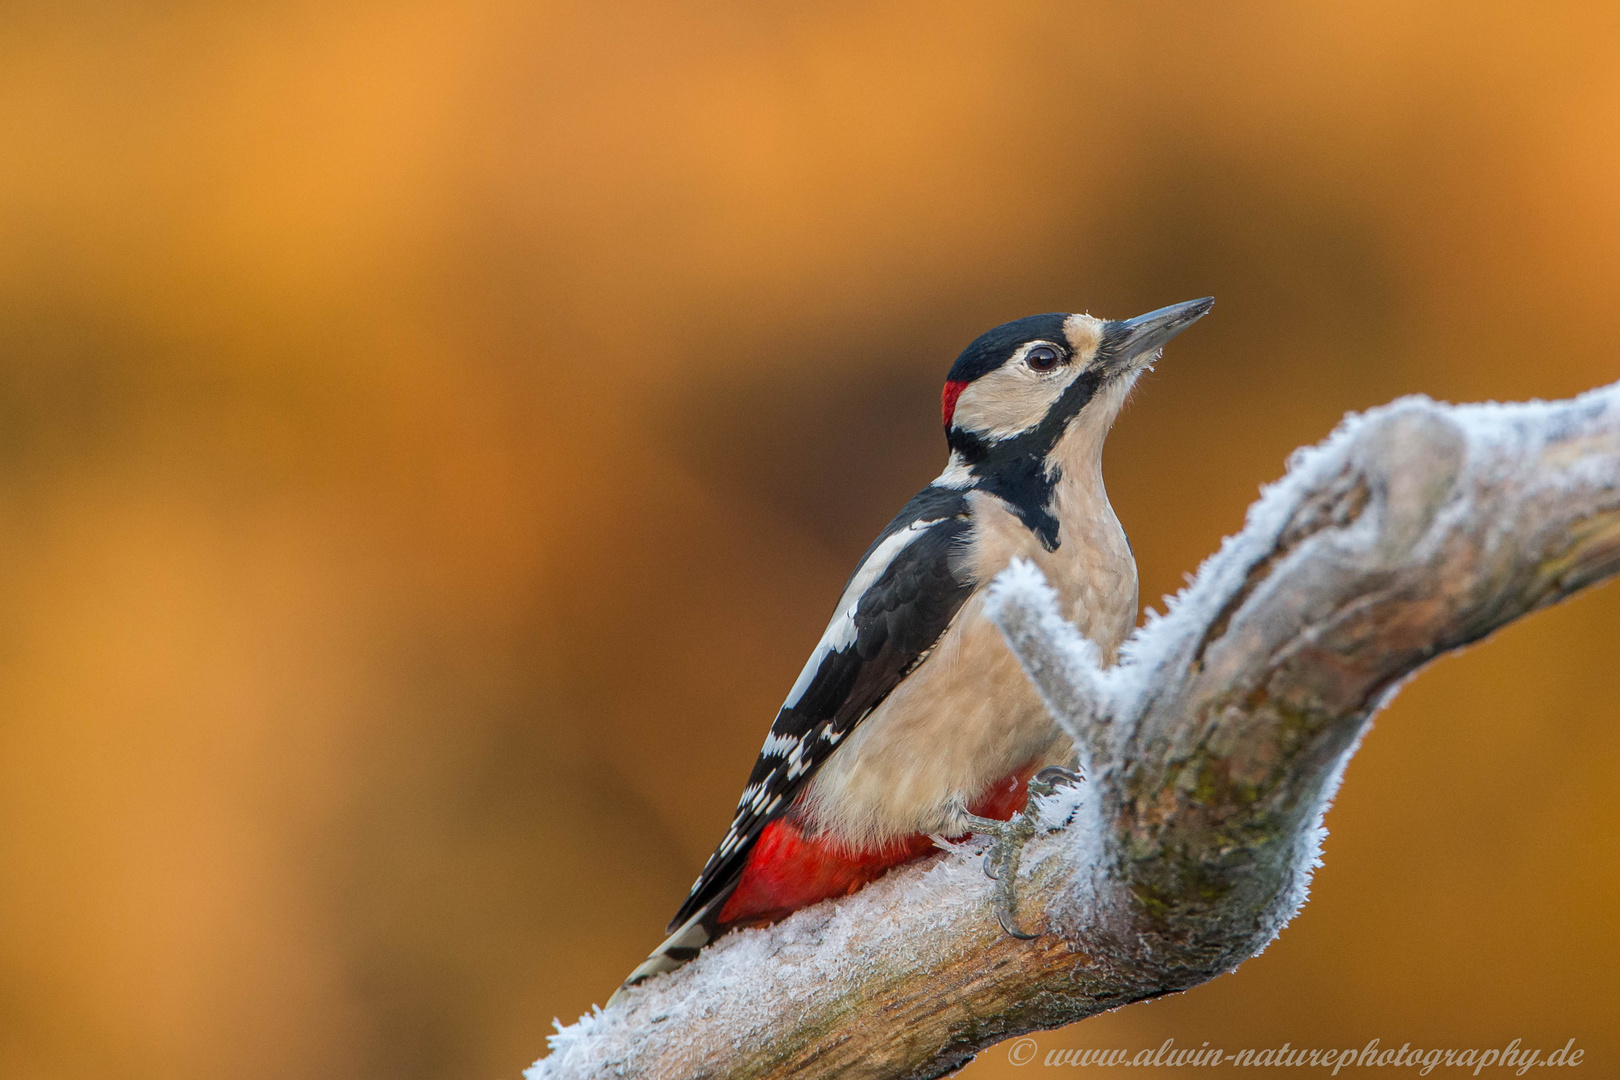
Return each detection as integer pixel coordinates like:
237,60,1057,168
1032,765,1082,793
996,904,1040,940
964,766,1085,940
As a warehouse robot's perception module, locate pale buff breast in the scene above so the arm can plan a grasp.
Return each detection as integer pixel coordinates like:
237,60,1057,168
798,457,1138,849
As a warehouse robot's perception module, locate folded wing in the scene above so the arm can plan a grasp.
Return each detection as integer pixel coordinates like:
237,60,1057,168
666,486,976,933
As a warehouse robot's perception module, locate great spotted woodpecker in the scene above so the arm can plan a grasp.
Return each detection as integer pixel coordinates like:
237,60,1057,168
614,298,1213,998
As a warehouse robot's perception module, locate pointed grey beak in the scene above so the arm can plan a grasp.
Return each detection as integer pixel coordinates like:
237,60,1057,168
1101,296,1214,367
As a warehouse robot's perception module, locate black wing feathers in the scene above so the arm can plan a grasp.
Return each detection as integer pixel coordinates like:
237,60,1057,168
666,487,974,932
856,529,964,657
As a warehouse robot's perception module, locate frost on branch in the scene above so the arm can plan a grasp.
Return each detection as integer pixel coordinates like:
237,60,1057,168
531,385,1620,1080
980,560,1113,771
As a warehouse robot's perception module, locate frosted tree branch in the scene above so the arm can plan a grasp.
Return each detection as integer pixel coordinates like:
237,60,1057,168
531,384,1620,1080
980,565,1110,771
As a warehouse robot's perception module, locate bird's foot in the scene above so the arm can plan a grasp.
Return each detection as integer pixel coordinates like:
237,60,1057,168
959,766,1083,939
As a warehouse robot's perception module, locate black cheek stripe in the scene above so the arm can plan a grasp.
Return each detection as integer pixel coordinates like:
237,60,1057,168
944,367,1103,551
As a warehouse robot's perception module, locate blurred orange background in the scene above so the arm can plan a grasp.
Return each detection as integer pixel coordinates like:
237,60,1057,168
2,3,1618,1078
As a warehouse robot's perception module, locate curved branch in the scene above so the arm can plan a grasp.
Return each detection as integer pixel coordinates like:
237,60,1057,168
530,384,1620,1080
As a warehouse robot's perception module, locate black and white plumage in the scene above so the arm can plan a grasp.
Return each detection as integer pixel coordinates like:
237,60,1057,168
615,298,1213,996
669,486,976,930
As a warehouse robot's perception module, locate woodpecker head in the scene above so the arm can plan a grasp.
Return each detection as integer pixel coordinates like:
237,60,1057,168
942,297,1212,452
938,297,1213,544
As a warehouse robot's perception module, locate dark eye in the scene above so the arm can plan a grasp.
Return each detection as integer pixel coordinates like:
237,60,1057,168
1025,344,1061,372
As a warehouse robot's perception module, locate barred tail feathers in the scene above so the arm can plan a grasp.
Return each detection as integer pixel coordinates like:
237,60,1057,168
606,904,718,1006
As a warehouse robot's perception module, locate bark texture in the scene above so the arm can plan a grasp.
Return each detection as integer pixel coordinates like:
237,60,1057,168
531,384,1620,1080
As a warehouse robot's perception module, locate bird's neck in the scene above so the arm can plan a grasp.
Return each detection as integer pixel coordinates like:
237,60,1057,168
958,424,1136,659
940,375,1135,550
947,413,1116,552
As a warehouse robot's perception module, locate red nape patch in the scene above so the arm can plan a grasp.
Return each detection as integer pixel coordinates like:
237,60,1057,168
940,379,969,429
716,762,1040,928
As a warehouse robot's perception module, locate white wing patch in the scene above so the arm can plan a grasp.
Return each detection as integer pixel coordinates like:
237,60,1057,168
781,517,944,710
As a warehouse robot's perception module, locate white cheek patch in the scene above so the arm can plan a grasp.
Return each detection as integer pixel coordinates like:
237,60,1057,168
951,362,1086,440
